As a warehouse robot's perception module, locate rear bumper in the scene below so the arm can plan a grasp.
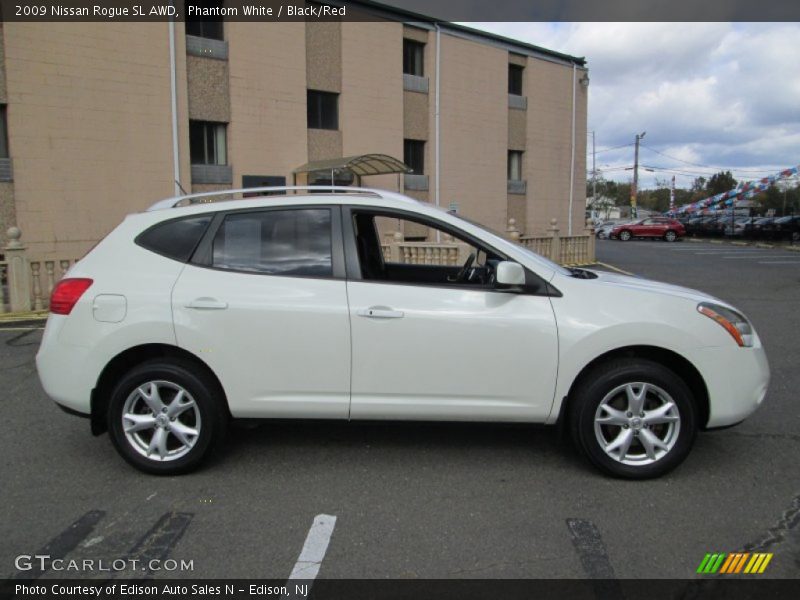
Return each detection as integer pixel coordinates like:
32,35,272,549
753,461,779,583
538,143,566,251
36,318,95,416
685,345,770,428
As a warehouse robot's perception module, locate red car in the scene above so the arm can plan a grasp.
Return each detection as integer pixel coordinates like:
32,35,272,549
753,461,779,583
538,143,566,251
612,217,686,242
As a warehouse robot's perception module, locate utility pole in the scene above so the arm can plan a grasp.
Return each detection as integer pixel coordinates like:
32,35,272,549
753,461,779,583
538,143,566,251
592,131,597,209
630,131,645,218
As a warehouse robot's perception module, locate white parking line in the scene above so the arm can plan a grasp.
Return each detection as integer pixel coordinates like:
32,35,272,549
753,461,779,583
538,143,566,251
287,514,337,584
759,261,800,265
723,255,799,259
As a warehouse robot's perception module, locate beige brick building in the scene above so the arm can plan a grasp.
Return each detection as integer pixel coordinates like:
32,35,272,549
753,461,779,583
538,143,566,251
0,6,588,260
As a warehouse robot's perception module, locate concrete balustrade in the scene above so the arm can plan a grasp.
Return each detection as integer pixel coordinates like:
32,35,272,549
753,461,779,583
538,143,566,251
0,221,595,314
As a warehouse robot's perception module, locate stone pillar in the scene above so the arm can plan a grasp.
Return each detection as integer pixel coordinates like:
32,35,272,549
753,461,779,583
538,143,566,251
506,218,521,243
585,218,596,263
5,227,32,313
548,219,560,263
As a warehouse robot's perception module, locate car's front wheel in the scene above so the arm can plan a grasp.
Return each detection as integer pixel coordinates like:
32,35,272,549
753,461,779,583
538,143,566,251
664,230,677,242
618,230,632,241
107,359,227,475
569,358,697,479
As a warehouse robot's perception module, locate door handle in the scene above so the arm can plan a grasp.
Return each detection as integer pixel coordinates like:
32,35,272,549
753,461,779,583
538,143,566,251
357,306,404,319
185,298,228,310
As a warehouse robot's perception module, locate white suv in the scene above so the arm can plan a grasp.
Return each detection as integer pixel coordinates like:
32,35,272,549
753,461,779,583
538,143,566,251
36,187,770,478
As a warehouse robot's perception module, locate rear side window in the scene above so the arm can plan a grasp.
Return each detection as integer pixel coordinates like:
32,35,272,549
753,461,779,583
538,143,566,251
212,208,332,277
136,215,212,262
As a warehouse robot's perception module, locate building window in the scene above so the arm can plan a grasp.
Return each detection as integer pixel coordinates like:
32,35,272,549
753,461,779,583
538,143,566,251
404,139,425,174
185,1,224,40
403,40,424,76
307,90,339,130
508,151,523,181
190,120,227,165
0,105,8,158
508,64,524,95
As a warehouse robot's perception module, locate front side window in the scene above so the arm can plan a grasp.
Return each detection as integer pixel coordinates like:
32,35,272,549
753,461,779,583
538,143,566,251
307,90,339,130
190,120,227,165
353,211,503,287
509,64,524,95
508,151,523,181
404,139,425,174
184,1,224,39
403,40,424,76
212,209,332,277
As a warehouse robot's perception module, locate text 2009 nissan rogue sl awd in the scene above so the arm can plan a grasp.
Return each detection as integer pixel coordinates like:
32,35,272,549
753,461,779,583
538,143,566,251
36,187,770,478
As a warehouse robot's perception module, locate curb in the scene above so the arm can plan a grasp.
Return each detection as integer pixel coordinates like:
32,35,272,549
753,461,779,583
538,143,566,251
0,311,48,326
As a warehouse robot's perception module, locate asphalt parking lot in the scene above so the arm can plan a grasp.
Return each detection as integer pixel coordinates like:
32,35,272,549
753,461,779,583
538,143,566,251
1,239,799,583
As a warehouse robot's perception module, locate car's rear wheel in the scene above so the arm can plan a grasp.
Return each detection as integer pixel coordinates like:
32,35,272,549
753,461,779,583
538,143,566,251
619,230,632,241
664,230,677,242
108,359,227,475
792,231,800,242
569,358,697,479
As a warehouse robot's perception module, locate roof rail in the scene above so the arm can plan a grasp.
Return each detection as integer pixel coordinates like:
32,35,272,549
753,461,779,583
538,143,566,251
145,185,419,211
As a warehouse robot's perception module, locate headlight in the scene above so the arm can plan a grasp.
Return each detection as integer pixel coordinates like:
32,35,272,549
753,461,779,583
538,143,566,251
697,302,753,347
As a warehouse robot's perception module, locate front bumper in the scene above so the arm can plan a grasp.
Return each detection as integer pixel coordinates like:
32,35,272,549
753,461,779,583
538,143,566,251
685,345,770,428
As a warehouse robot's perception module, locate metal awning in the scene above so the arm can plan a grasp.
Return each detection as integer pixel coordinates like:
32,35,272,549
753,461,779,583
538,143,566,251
293,154,411,177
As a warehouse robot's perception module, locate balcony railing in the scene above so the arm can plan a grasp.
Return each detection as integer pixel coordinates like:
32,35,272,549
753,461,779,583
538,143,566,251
508,94,527,110
507,179,527,195
186,35,229,60
403,73,429,94
403,173,429,191
191,164,233,185
0,158,12,182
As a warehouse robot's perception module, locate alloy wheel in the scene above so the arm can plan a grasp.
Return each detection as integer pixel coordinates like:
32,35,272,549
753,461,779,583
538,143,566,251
121,380,202,462
593,382,681,466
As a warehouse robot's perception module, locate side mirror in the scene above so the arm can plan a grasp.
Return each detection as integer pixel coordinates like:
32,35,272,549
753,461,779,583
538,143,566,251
496,261,525,287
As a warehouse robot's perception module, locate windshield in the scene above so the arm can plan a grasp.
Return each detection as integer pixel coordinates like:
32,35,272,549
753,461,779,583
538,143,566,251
449,212,571,276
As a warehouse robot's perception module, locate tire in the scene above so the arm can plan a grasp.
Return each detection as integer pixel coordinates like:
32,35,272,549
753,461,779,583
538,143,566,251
569,358,697,479
619,230,632,241
664,230,677,242
107,359,228,475
792,231,800,243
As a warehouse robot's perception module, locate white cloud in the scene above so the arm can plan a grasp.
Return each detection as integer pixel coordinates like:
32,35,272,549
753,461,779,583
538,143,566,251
466,22,800,188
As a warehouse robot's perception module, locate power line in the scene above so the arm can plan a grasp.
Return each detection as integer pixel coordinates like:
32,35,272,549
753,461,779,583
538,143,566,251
588,142,635,156
639,144,780,175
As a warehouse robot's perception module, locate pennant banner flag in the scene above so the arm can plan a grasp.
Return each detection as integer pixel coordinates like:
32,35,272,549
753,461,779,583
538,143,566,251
676,164,799,214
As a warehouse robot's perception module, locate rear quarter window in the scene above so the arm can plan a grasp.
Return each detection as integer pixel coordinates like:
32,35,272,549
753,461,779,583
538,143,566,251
136,215,213,262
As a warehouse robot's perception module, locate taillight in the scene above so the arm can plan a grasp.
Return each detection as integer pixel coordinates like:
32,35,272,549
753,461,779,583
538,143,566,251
50,278,93,315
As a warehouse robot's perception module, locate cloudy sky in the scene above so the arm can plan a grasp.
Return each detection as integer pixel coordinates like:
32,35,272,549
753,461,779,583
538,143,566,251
467,22,800,190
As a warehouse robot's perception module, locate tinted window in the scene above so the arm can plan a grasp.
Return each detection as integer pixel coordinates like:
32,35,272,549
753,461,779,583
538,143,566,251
403,40,424,76
509,64,524,95
307,91,338,130
404,139,425,174
185,1,224,39
212,209,332,277
137,215,212,262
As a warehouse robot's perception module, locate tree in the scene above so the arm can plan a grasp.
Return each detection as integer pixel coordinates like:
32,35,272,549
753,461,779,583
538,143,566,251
706,171,737,196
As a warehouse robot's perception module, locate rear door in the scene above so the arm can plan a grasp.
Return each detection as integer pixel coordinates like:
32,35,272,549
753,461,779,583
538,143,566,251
171,205,351,419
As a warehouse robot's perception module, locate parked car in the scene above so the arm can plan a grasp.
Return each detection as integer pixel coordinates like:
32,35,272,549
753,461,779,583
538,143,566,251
596,220,629,240
770,215,800,242
751,217,777,239
36,186,769,479
684,217,706,236
611,217,686,242
724,217,754,237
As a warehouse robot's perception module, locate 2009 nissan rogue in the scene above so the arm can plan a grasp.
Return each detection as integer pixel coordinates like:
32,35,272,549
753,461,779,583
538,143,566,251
36,186,770,478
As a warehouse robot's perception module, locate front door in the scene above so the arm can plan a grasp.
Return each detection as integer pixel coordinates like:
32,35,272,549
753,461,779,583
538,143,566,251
344,208,560,422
